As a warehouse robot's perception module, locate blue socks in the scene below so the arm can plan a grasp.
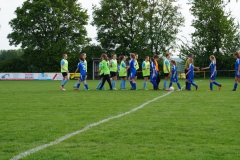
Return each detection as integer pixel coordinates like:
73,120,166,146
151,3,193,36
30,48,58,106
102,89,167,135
234,83,238,89
130,81,133,88
84,84,89,90
164,80,168,89
143,82,147,89
177,83,181,89
210,82,213,90
169,82,172,88
123,80,126,89
112,81,116,88
132,83,136,90
77,83,80,88
120,80,123,89
150,80,157,88
62,80,68,86
96,81,102,89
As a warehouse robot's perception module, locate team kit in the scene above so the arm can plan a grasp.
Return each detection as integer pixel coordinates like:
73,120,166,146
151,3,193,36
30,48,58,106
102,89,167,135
60,52,240,91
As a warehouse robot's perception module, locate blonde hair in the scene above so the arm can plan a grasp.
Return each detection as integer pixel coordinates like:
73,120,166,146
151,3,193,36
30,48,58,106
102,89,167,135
210,55,216,63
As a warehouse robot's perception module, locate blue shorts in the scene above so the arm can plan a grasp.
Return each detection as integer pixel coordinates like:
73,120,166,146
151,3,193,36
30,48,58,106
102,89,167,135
130,70,136,79
150,72,158,81
80,75,86,81
171,77,178,82
210,71,217,80
235,72,240,78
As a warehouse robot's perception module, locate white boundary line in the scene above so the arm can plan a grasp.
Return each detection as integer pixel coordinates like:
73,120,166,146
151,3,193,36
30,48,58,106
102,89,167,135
11,92,172,160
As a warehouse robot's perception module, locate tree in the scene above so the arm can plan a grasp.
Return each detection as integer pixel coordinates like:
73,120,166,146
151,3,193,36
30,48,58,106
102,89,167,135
143,0,184,55
7,0,89,72
180,0,240,70
92,0,184,57
0,49,24,61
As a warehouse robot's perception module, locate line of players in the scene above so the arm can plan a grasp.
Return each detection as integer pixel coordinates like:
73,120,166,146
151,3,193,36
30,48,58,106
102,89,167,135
60,52,240,91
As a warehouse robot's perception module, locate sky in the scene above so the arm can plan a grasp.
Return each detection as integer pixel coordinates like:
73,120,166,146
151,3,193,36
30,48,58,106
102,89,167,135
0,0,240,52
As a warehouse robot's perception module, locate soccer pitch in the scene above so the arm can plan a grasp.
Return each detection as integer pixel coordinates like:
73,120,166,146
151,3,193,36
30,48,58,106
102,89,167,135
1,79,240,160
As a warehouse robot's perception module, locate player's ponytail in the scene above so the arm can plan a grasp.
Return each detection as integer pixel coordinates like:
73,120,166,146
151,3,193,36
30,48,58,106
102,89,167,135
210,55,216,64
233,52,240,58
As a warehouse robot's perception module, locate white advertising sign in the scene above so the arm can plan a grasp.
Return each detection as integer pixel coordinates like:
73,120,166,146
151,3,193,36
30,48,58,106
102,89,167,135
0,73,63,80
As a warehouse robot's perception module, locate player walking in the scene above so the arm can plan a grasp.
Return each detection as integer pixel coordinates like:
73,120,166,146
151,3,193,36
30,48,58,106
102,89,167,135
201,55,222,91
232,52,240,91
60,54,69,91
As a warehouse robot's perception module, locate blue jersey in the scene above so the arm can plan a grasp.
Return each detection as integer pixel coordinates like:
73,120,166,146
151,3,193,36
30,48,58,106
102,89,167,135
235,58,240,72
129,59,136,71
188,63,194,80
78,61,86,75
150,62,156,73
210,61,216,75
171,65,178,78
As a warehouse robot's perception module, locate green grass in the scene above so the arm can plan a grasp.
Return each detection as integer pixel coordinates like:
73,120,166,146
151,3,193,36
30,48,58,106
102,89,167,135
1,79,240,160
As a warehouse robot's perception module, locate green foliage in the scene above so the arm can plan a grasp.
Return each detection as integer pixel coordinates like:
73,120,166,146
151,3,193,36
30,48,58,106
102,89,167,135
7,0,89,72
92,0,184,57
180,0,240,70
0,49,24,61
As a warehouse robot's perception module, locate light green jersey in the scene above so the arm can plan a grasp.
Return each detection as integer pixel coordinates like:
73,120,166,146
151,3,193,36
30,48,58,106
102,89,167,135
119,61,127,77
110,59,117,72
60,59,68,72
135,60,139,70
101,60,110,75
163,59,170,73
142,61,150,76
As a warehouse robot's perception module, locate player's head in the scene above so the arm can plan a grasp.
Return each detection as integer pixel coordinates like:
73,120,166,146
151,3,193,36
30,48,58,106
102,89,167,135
62,54,68,59
170,60,175,65
233,52,240,59
135,54,138,59
165,53,170,59
145,56,149,61
101,54,108,61
153,55,159,60
210,55,216,63
81,53,86,59
120,55,125,61
99,57,103,62
150,57,154,63
112,53,117,59
130,53,135,59
188,54,194,59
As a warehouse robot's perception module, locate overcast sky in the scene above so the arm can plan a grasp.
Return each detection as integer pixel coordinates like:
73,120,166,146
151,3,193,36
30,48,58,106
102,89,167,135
0,0,240,52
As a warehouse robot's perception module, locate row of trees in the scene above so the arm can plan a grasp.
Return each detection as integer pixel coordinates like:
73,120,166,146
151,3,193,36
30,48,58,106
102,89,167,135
0,0,240,76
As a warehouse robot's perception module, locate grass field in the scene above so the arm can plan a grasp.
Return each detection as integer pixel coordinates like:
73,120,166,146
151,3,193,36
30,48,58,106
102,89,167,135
1,78,240,160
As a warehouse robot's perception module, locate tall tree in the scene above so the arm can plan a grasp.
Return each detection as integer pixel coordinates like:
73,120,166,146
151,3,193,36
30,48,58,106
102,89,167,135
143,0,184,55
92,0,184,57
8,0,89,72
180,0,240,70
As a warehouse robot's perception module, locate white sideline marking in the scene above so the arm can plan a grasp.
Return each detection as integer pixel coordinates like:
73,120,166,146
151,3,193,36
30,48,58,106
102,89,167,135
10,92,172,160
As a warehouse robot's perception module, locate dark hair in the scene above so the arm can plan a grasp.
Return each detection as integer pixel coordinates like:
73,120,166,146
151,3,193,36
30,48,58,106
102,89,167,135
101,54,108,61
120,55,125,61
145,56,149,60
233,52,240,58
165,53,170,57
130,53,135,59
99,57,103,62
80,57,84,61
153,55,159,59
188,54,193,57
150,57,154,62
112,53,116,58
171,60,177,66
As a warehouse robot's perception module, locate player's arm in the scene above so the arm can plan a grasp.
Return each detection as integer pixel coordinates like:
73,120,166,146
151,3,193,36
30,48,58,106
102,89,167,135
193,65,200,70
201,66,210,70
142,63,146,70
74,68,79,74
